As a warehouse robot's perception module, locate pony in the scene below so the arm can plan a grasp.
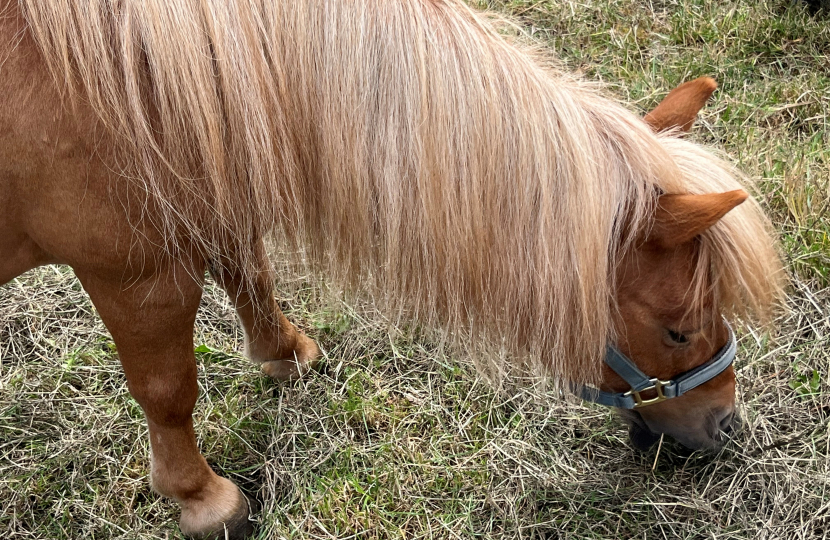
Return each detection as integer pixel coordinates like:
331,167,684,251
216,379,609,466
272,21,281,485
0,1,783,538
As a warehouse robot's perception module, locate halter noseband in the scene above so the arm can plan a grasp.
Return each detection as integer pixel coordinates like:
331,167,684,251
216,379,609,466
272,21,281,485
576,321,737,409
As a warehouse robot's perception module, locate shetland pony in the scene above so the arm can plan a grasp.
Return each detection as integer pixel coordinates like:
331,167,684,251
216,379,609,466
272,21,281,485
0,1,782,538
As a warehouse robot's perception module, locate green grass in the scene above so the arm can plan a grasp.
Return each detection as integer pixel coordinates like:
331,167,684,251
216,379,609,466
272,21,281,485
2,1,830,539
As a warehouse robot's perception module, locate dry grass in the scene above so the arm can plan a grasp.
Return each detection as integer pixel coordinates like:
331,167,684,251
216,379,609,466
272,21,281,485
2,0,829,538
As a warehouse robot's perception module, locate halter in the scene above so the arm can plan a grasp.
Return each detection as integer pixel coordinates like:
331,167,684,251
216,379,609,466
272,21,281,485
576,321,737,409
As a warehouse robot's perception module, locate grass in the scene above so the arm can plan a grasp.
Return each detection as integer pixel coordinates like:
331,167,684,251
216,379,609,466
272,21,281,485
1,0,829,538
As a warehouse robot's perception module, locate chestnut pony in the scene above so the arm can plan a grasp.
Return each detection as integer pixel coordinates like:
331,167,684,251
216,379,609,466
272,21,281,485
0,1,782,538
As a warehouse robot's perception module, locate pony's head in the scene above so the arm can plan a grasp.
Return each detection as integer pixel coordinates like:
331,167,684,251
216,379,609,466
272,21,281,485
592,78,763,450
611,188,745,450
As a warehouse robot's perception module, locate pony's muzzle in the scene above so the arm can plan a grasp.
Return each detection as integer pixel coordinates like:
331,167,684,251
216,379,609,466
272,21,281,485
673,405,741,450
709,408,741,444
620,406,740,451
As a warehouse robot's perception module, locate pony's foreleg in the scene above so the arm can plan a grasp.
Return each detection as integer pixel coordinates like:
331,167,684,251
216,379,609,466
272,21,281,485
75,266,253,540
208,241,319,381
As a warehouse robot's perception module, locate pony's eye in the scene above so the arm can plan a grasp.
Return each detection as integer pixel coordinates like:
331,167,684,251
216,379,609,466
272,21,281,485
667,329,688,344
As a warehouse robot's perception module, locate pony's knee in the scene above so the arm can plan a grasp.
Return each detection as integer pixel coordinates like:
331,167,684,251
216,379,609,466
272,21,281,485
127,366,199,425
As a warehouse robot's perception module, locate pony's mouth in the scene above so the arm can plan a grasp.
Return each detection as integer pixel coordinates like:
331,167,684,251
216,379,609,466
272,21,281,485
617,409,662,451
616,408,740,452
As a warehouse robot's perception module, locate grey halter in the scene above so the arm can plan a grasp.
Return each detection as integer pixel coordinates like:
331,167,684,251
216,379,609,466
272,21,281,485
576,321,737,409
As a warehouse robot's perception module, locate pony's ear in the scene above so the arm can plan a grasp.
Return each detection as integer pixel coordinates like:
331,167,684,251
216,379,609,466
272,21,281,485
644,77,717,133
649,189,747,248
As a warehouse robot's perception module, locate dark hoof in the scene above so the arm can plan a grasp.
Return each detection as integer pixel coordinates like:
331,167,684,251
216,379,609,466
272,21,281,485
805,0,830,14
186,492,256,540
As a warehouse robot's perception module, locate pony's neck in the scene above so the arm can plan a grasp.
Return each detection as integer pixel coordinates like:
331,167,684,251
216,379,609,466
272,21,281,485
268,1,665,383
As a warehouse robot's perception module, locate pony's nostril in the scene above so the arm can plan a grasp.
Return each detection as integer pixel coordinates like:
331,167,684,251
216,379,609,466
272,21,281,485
718,411,735,434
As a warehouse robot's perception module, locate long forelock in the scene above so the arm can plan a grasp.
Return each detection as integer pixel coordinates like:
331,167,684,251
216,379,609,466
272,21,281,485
657,137,785,325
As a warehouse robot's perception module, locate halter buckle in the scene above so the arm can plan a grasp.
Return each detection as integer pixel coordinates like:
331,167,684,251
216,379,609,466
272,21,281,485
625,378,671,408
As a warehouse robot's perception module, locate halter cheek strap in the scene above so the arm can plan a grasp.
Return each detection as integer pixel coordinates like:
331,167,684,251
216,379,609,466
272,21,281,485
576,321,737,410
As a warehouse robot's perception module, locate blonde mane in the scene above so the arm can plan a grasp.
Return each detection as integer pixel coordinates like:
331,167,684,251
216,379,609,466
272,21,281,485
18,0,783,385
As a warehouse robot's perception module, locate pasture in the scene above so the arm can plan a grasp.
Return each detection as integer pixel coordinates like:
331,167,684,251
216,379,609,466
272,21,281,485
1,0,828,538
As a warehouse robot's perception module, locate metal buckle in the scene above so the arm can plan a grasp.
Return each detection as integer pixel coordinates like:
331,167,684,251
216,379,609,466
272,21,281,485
624,378,671,408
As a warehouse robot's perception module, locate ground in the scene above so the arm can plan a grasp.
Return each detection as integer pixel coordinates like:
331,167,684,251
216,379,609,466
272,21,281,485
1,0,829,538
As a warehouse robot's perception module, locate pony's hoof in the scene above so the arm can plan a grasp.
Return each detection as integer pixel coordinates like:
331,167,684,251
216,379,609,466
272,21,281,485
260,333,320,381
180,483,255,540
